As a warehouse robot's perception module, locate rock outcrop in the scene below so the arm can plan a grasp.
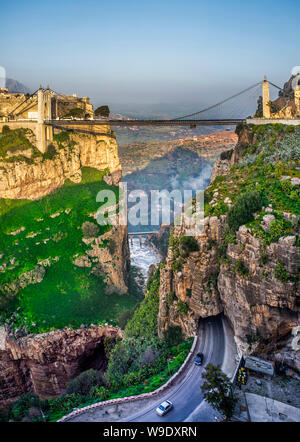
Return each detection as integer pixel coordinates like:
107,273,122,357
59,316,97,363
75,224,130,295
158,124,300,369
0,131,122,200
0,325,122,409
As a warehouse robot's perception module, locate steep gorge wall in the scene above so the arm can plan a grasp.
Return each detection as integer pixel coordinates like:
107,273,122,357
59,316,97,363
0,130,122,200
0,126,129,409
158,125,300,369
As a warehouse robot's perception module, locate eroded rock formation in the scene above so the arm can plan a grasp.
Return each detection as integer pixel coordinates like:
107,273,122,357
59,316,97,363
0,325,123,409
158,125,300,370
0,131,122,200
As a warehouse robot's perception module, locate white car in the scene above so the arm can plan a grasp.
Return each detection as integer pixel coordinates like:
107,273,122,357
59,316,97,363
156,400,173,416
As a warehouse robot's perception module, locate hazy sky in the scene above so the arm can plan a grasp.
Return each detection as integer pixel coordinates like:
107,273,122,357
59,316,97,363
1,0,299,108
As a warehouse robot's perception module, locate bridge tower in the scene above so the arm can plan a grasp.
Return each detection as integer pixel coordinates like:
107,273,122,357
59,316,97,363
295,87,300,117
36,86,53,153
262,76,271,118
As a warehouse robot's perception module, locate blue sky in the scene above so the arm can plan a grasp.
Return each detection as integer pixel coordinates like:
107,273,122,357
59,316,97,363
1,0,299,108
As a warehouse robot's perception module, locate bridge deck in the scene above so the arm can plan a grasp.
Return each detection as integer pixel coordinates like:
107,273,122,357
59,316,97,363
45,119,243,127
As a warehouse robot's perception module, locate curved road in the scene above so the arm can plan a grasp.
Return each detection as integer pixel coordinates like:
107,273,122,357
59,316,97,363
123,316,224,422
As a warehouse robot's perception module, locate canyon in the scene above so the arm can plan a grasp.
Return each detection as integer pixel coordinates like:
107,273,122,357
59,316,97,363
158,124,299,373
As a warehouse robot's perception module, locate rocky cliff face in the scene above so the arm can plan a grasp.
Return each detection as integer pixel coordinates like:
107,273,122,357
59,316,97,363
158,124,300,370
0,131,122,200
0,325,122,409
74,224,130,295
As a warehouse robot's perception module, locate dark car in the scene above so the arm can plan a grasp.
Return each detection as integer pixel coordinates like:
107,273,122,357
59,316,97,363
195,352,204,366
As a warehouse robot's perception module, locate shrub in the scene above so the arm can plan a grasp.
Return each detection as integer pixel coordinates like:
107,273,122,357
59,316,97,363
179,235,199,256
105,337,161,389
63,108,84,118
66,369,106,396
177,301,190,316
274,261,291,283
218,230,236,259
43,143,57,160
227,191,262,232
81,221,99,238
164,326,184,346
9,393,41,421
95,105,110,118
2,125,10,134
171,258,183,272
166,291,176,307
233,259,249,277
88,386,109,401
269,219,292,243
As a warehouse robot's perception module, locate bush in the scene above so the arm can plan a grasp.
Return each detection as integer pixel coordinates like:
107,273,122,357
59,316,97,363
2,125,10,134
95,105,110,118
166,291,176,307
274,261,291,283
105,337,161,389
179,235,199,256
164,326,184,346
233,259,249,277
66,369,106,396
227,191,262,232
269,219,292,243
43,143,57,160
63,108,84,118
177,301,190,316
81,221,99,238
88,386,109,401
9,393,41,421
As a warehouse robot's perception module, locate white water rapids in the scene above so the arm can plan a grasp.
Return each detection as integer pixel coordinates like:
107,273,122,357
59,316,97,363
129,237,161,283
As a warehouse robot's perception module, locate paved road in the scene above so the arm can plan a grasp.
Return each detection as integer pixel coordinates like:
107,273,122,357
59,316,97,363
123,316,225,422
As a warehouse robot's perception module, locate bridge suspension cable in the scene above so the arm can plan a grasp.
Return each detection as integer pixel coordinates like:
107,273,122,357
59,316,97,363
171,81,262,120
8,89,39,117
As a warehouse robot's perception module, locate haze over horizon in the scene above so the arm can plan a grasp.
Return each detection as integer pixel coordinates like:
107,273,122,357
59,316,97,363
1,0,299,113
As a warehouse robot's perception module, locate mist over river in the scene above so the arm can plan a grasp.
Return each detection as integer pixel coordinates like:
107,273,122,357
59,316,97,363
129,237,160,283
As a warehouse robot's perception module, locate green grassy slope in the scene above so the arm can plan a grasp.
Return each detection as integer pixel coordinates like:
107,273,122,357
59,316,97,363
0,167,139,334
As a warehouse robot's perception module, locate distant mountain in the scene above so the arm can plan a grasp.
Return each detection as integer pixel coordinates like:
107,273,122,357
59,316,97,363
5,78,31,94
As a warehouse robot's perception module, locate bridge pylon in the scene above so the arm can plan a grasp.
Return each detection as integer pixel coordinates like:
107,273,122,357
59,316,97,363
262,75,271,118
36,87,53,153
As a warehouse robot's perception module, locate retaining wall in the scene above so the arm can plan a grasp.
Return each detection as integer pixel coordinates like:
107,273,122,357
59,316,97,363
57,335,198,422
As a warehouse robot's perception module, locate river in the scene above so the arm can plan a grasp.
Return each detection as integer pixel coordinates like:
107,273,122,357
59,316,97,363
129,237,161,285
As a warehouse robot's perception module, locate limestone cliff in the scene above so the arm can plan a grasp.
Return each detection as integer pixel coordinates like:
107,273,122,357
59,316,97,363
158,124,300,371
74,224,130,295
0,130,121,200
0,325,122,409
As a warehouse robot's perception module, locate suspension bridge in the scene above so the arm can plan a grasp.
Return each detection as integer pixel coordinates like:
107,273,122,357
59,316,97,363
1,76,300,153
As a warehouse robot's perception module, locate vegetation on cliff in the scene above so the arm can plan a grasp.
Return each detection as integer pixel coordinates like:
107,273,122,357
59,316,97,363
0,167,138,334
205,124,300,244
2,266,192,422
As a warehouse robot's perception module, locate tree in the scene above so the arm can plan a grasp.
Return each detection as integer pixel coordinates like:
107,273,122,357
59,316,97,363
81,221,99,238
66,369,106,396
95,105,110,118
227,190,262,232
201,363,237,421
63,107,84,119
